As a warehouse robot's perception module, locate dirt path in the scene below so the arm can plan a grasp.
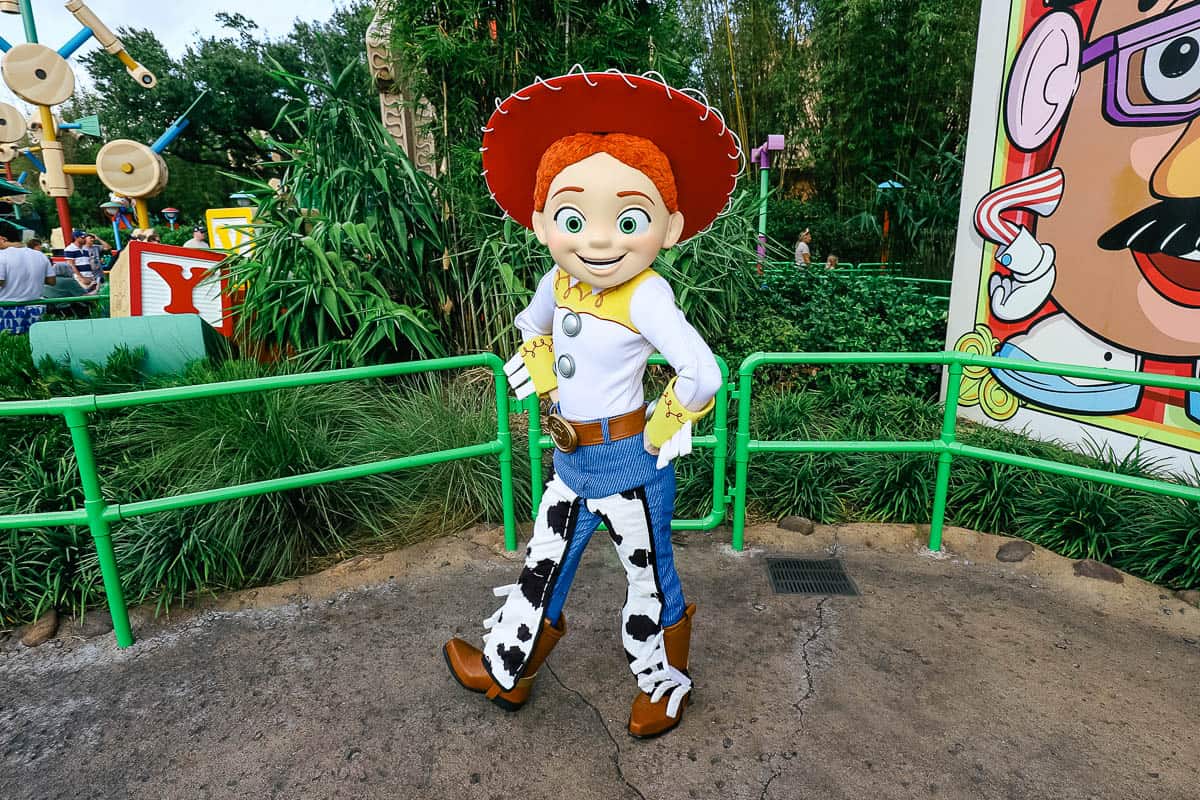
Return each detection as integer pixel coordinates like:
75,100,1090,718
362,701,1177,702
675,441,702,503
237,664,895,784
2,523,1197,800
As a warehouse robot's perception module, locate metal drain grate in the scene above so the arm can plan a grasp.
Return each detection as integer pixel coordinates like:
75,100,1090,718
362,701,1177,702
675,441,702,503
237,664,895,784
766,557,859,596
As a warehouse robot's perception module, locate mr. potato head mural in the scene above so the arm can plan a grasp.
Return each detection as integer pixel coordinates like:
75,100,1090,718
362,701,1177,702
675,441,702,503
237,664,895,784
950,0,1200,465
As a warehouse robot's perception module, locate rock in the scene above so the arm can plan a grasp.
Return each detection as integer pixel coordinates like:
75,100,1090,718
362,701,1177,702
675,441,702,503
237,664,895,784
1073,559,1124,584
326,554,383,576
470,529,500,547
1176,589,1200,608
19,609,59,647
996,540,1034,563
62,611,114,639
778,516,815,535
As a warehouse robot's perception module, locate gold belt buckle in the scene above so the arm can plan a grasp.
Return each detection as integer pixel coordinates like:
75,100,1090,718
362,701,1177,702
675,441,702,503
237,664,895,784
546,413,578,453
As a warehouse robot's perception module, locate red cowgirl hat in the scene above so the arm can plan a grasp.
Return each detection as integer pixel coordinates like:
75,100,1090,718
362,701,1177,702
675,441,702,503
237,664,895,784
481,67,744,242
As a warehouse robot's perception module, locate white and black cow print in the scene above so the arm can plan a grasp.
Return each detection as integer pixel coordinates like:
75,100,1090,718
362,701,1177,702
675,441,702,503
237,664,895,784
480,479,689,714
481,477,580,690
596,487,691,717
587,489,667,677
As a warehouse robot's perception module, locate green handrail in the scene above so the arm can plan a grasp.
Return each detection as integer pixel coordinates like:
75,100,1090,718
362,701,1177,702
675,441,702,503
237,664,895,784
524,354,730,531
0,354,518,648
11,345,1200,644
0,294,103,308
732,350,1200,551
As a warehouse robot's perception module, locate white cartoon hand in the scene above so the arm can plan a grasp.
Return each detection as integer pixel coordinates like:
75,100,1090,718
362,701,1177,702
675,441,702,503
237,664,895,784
649,421,693,469
503,352,536,400
989,228,1056,322
989,267,1056,322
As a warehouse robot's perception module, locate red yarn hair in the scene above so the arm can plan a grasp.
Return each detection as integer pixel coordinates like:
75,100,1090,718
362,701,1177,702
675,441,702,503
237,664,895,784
533,133,678,213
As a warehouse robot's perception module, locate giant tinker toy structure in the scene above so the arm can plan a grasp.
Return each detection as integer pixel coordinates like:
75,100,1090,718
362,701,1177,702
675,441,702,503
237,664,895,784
0,0,189,239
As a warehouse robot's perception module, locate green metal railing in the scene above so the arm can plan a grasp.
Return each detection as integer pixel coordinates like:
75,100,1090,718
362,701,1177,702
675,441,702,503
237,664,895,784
0,294,103,307
9,347,1200,646
0,354,518,648
524,354,730,530
732,351,1200,551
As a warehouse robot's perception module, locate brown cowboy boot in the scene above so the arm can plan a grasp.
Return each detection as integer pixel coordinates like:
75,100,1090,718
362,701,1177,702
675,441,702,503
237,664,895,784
443,615,566,712
628,604,696,738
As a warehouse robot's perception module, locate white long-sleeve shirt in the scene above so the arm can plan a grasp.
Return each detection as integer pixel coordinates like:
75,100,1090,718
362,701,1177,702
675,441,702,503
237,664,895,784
514,266,722,422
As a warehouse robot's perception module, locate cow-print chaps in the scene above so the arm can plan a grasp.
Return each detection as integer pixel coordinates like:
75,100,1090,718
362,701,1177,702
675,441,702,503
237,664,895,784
479,474,687,707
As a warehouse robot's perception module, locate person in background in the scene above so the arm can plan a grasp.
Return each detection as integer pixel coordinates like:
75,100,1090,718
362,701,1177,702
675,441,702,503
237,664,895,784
794,228,812,266
61,230,97,291
825,254,839,270
0,236,55,335
144,228,161,244
182,225,209,249
83,233,110,283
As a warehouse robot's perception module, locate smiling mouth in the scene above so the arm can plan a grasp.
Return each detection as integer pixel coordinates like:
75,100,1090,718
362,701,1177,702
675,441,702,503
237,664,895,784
1098,199,1200,307
576,254,626,272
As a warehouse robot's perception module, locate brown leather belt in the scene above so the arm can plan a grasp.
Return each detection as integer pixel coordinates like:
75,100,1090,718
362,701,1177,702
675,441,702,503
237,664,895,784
545,406,646,453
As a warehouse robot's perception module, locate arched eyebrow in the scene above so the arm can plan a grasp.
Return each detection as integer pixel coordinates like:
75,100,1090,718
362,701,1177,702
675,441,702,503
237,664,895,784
617,190,655,205
551,186,585,198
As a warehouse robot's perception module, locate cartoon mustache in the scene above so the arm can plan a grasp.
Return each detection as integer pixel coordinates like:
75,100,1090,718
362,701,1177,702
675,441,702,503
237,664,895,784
1098,199,1200,257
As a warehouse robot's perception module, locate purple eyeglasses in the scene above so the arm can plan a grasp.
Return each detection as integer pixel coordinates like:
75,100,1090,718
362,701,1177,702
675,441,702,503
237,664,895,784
1081,0,1200,125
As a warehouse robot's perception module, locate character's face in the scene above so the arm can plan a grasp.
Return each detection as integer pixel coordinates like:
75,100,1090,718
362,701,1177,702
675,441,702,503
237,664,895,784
531,152,684,289
1042,0,1200,356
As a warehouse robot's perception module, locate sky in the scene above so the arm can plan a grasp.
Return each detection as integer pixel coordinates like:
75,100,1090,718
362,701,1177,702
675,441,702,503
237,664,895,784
0,0,354,106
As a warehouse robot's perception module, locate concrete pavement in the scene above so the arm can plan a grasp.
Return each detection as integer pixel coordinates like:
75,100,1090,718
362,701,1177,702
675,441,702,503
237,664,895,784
2,522,1197,800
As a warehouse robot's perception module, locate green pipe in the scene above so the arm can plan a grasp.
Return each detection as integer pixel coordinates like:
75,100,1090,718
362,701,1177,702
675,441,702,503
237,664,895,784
63,408,133,648
748,440,940,454
706,356,731,530
93,355,502,410
0,507,89,530
928,361,963,551
18,0,36,43
731,356,756,551
953,443,1200,502
496,379,516,552
757,164,769,259
0,295,103,308
107,442,502,521
526,394,542,520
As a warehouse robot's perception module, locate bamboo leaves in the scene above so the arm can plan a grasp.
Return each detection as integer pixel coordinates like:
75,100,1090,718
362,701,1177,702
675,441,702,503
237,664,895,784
225,67,447,367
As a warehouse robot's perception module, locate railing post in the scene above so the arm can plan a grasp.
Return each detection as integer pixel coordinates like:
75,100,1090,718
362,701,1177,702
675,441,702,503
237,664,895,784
524,394,543,522
63,407,134,648
928,358,963,552
496,374,517,552
708,359,731,528
731,357,756,551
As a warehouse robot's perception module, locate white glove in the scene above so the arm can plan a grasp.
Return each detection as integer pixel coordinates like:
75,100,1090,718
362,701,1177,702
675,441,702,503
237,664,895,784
648,421,693,469
989,227,1056,322
503,351,537,400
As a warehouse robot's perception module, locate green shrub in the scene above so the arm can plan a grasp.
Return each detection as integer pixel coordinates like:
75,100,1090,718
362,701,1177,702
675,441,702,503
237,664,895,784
713,266,948,399
0,354,529,623
227,64,446,367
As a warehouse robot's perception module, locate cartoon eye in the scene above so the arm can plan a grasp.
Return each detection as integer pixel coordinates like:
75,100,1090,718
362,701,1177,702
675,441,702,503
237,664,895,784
616,208,651,235
1142,33,1200,103
554,207,585,234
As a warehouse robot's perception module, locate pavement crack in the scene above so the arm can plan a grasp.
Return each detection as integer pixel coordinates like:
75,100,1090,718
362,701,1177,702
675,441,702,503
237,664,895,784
759,766,782,800
794,597,829,735
544,661,646,800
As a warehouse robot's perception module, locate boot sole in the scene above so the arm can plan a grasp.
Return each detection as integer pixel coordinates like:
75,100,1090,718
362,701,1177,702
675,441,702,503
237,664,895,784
627,715,683,740
442,643,525,713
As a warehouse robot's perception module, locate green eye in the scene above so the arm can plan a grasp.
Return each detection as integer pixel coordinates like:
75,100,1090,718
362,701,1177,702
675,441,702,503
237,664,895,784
554,208,585,234
617,208,651,235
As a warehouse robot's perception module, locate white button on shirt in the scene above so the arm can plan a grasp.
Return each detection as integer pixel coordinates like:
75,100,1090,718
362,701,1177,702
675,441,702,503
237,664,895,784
515,266,722,422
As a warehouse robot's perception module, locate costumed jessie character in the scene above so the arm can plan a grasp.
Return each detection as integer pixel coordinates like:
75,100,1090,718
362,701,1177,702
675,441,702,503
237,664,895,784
443,68,741,738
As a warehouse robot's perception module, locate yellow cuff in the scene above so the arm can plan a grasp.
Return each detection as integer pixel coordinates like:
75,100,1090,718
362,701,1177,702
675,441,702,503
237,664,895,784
520,335,558,396
645,378,714,448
